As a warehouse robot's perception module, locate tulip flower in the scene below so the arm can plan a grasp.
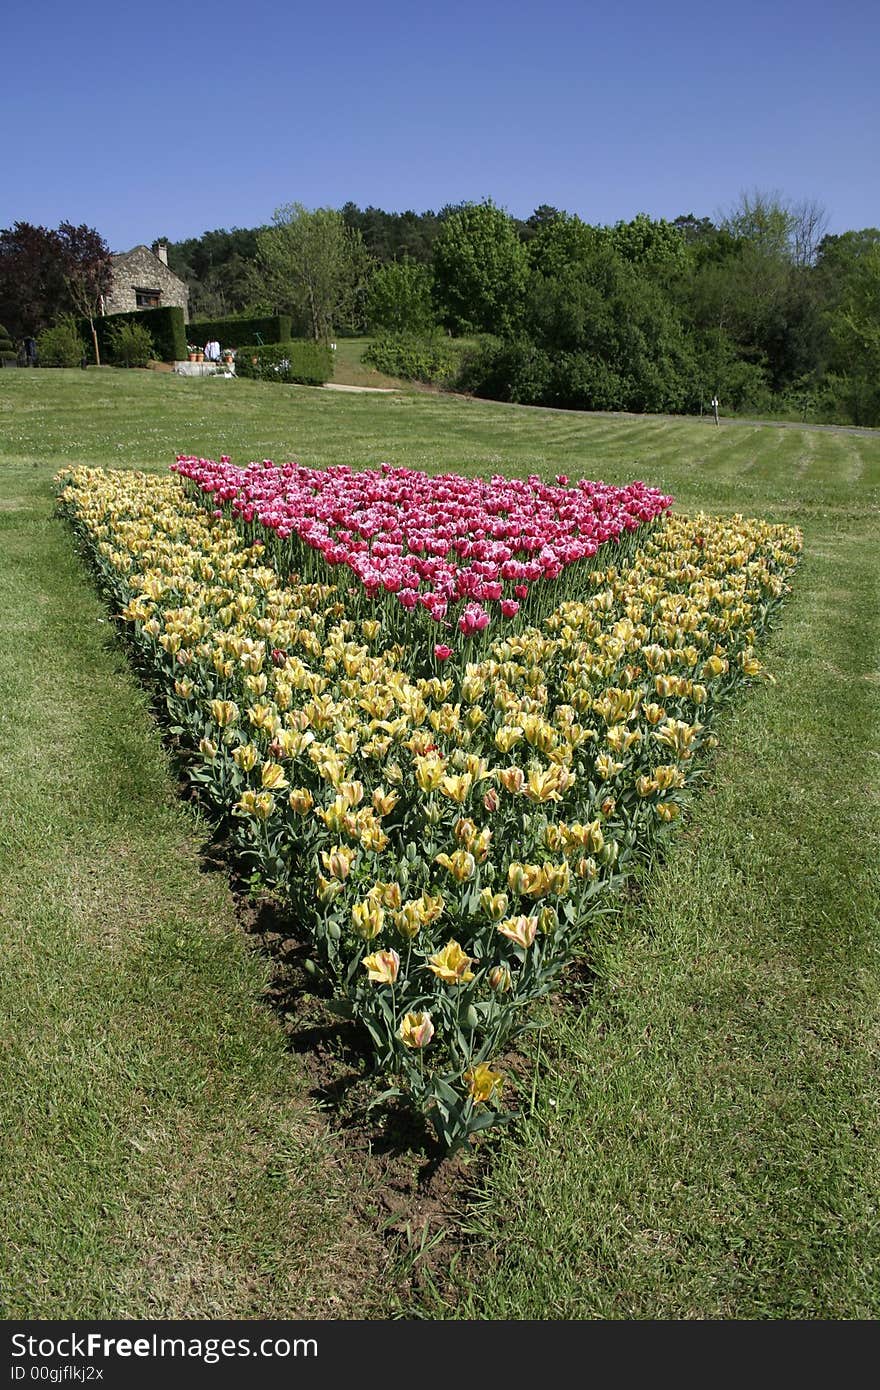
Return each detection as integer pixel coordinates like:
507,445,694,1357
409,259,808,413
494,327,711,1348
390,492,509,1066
399,1012,435,1049
427,939,475,985
497,915,538,949
362,949,400,985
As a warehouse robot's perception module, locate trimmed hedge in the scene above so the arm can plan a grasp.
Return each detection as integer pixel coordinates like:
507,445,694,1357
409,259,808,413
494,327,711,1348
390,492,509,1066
234,340,334,386
186,315,292,347
81,306,187,363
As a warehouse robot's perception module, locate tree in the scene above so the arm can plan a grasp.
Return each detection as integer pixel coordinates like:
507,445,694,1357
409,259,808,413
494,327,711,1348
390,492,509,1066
56,222,113,366
789,198,829,269
366,259,436,334
527,212,598,278
722,189,796,259
0,222,66,340
722,189,828,267
601,213,690,280
167,226,264,317
256,204,370,341
829,242,880,371
432,200,529,335
517,204,563,243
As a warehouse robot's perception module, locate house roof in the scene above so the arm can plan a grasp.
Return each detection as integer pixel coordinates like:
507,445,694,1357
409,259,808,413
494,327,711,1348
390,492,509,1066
110,245,187,288
112,244,164,262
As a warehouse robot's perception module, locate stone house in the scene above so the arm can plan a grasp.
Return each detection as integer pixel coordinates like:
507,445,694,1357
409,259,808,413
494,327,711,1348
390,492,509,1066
102,241,189,319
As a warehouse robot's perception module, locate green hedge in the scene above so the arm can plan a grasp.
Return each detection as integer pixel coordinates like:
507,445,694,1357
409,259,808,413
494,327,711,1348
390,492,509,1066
186,315,292,348
234,341,334,386
82,306,187,363
363,332,461,383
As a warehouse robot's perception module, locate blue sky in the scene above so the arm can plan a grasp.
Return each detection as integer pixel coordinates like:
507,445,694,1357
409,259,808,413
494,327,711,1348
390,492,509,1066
4,0,877,249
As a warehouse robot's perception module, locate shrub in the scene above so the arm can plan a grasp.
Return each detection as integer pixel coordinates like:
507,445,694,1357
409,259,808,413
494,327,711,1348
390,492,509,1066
364,332,460,384
106,319,154,368
550,351,626,411
186,315,292,348
233,340,334,386
37,317,86,367
456,337,553,404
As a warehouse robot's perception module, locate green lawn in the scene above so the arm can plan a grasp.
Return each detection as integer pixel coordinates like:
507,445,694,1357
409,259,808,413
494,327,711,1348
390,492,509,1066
1,368,878,1319
331,336,405,389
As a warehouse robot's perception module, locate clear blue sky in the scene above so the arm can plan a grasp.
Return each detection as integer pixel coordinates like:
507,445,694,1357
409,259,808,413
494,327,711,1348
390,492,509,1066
3,0,877,249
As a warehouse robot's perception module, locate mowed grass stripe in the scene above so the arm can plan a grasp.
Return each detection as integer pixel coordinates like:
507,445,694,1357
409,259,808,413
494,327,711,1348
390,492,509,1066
0,480,388,1320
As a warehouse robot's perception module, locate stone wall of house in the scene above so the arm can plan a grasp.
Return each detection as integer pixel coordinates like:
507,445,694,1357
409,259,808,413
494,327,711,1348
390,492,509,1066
104,246,189,319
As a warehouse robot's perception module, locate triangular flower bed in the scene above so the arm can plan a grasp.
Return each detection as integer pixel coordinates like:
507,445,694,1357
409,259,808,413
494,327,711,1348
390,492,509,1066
57,461,801,1150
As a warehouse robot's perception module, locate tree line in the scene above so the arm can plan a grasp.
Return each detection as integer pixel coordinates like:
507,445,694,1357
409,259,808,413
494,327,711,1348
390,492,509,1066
2,196,878,423
167,195,880,425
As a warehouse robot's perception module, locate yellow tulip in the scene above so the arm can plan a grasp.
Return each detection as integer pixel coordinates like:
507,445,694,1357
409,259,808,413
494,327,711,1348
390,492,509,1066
236,790,274,821
465,1062,503,1105
232,743,259,773
498,766,525,795
414,755,446,792
338,779,365,808
419,892,445,926
351,899,385,940
427,939,475,985
594,752,624,780
435,849,477,883
320,845,356,881
441,773,474,804
260,761,288,791
372,786,400,817
362,949,400,985
399,1012,435,1049
488,964,512,993
209,699,239,728
702,654,727,678
288,787,314,815
497,915,538,949
393,900,423,939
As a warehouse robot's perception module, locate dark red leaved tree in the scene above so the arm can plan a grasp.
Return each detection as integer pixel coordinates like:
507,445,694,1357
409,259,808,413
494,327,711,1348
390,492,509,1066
0,222,66,341
56,222,113,366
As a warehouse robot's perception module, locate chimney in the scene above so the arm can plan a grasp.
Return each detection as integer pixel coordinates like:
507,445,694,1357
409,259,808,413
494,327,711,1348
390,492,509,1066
152,240,169,266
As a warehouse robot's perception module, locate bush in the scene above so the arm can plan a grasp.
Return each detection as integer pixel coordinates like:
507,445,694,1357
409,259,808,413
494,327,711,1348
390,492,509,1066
80,306,187,363
233,340,334,386
186,315,292,348
456,336,553,403
551,351,626,411
815,373,880,428
37,317,86,367
106,319,154,368
364,332,461,384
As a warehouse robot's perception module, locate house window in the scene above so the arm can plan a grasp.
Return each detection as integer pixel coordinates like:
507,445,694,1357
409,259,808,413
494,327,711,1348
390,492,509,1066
135,287,161,308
